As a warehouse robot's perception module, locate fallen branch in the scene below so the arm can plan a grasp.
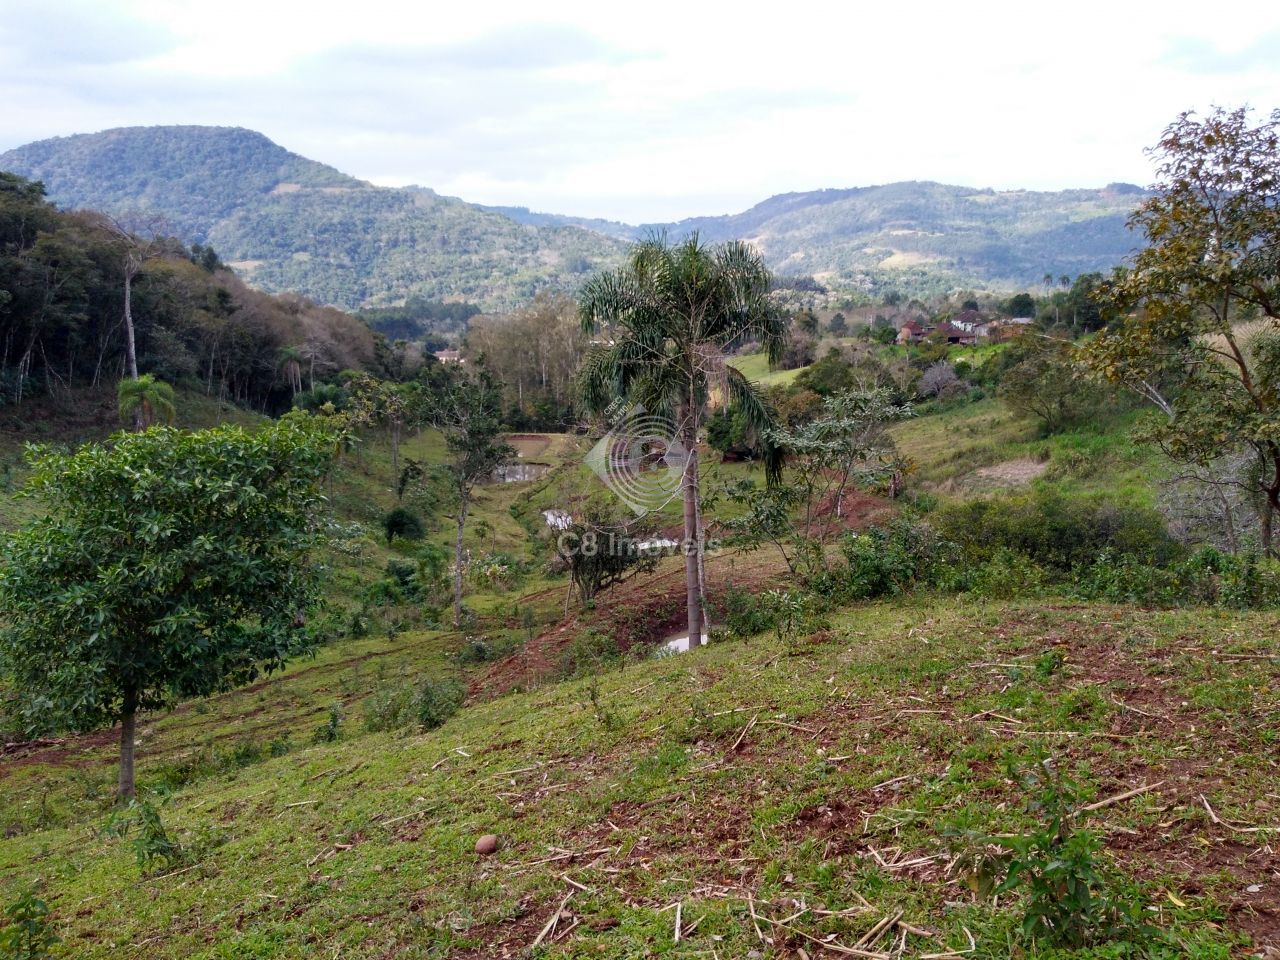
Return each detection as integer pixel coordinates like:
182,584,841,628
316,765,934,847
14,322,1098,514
1078,781,1164,814
732,713,760,752
530,892,574,950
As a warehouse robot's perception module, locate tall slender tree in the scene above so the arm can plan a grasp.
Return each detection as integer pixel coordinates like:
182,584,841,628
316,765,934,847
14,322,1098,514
577,234,785,647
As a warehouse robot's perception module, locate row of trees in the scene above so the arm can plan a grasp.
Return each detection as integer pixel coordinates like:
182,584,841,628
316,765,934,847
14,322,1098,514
0,173,380,410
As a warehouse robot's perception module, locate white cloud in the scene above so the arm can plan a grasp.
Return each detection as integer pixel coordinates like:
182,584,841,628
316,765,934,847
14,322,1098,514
2,0,1278,221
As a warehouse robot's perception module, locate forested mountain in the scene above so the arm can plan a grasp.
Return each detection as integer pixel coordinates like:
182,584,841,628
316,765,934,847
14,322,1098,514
1,126,1147,310
0,127,624,311
0,172,379,410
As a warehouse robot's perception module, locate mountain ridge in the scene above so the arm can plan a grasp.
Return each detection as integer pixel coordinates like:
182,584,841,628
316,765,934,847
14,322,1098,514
1,125,1148,309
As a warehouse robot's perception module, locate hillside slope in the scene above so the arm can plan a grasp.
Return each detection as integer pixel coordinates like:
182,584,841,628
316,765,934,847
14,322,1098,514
658,181,1146,290
0,127,624,311
3,126,1147,309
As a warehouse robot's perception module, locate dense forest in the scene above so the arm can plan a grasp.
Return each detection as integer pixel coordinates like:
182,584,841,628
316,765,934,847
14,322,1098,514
0,172,379,411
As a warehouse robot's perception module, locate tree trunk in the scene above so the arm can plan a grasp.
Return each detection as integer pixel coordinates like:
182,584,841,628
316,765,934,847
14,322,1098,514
681,409,703,648
118,686,138,802
1264,489,1277,560
390,419,401,480
122,268,139,380
693,482,710,630
453,495,469,627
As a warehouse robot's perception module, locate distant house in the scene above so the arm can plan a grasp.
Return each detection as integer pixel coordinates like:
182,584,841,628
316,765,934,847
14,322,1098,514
433,348,464,364
897,320,925,345
934,321,977,346
950,308,984,333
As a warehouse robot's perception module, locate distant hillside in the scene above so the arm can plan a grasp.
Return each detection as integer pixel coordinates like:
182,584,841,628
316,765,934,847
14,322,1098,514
1,126,1147,309
647,181,1146,293
0,127,624,311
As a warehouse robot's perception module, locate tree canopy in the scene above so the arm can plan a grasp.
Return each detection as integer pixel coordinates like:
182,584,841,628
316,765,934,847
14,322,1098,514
0,413,339,797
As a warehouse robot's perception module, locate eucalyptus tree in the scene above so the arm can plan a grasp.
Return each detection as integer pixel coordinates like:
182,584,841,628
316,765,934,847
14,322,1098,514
577,234,785,647
0,414,337,800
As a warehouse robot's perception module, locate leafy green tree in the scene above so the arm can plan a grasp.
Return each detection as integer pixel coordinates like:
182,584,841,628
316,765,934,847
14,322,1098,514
1000,339,1106,434
1004,292,1036,318
1083,107,1280,554
0,414,337,799
425,370,514,626
578,234,785,647
117,373,176,430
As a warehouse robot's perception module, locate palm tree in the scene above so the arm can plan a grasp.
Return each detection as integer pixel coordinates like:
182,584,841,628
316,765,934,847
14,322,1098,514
278,346,304,398
118,374,177,430
578,234,785,648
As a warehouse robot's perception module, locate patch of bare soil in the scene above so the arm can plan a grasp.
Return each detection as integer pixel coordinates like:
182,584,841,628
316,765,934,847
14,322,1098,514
967,457,1049,488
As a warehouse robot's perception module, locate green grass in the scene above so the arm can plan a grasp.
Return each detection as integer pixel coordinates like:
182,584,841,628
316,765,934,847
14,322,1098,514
893,398,1168,505
2,386,1274,958
728,350,806,386
3,598,1274,957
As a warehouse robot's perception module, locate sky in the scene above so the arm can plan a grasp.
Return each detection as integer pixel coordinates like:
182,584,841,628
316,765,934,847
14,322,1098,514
2,0,1279,223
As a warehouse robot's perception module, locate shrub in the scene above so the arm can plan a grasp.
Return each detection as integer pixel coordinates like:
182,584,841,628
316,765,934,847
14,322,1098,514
456,635,514,664
718,588,777,639
382,507,425,543
1076,548,1280,609
964,549,1048,599
363,677,464,732
312,704,344,743
933,492,1178,573
412,678,465,730
947,763,1147,947
559,630,621,677
0,886,58,960
832,517,952,600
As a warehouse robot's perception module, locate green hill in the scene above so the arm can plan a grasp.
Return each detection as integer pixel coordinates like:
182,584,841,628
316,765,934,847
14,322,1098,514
655,181,1146,294
2,127,1147,310
0,127,624,311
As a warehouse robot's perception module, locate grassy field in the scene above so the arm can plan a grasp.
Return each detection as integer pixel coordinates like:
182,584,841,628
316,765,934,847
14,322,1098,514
728,351,806,387
2,386,1278,958
3,599,1277,957
893,398,1168,505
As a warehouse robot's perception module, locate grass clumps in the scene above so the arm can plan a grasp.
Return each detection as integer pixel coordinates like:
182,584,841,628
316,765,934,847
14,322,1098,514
362,675,464,733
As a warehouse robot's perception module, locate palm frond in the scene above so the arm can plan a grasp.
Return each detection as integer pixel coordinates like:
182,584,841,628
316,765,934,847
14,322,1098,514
724,365,783,485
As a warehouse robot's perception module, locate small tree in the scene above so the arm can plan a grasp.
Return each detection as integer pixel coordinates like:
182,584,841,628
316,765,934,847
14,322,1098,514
425,370,513,626
117,373,177,430
0,413,337,800
553,510,659,608
918,361,964,399
1001,340,1106,434
724,389,911,578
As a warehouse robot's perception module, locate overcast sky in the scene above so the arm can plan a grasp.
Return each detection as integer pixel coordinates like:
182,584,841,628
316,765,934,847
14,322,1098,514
2,0,1278,222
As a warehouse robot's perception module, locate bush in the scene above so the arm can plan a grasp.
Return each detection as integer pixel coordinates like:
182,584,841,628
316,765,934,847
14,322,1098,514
456,635,515,664
559,630,621,677
830,517,952,600
948,764,1147,948
933,492,1178,573
1076,548,1280,609
363,676,464,732
382,507,425,543
718,588,777,638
